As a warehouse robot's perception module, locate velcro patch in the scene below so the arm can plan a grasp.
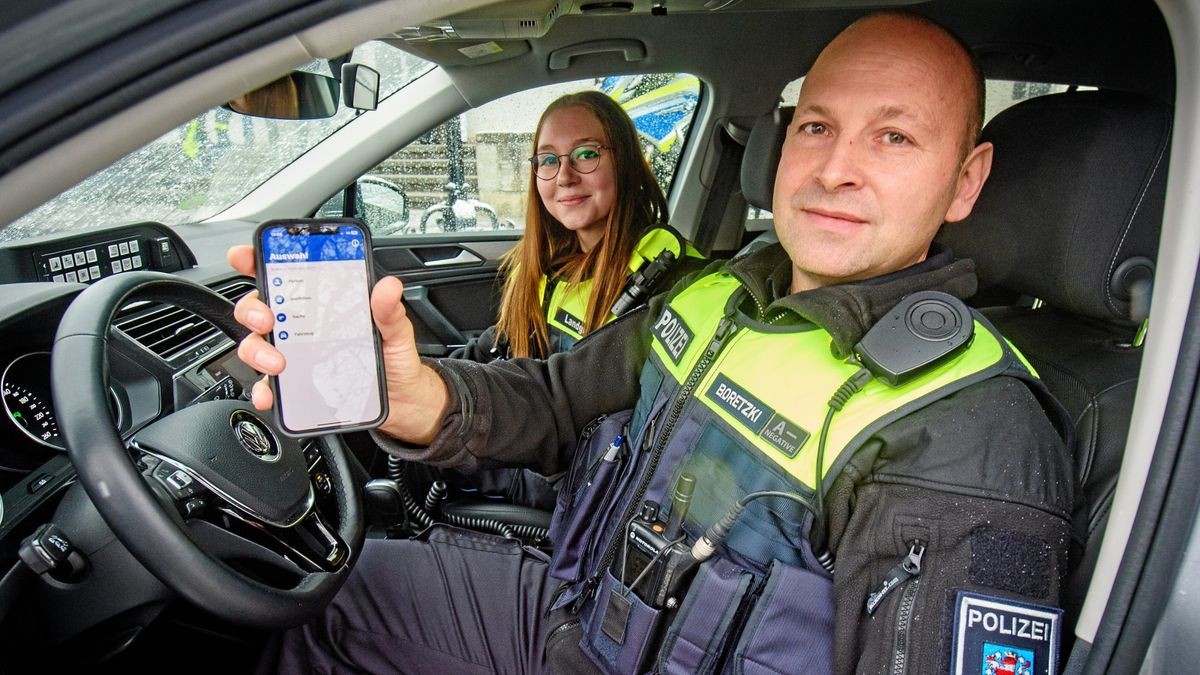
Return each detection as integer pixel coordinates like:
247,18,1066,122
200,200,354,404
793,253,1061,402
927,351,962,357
706,374,810,457
601,590,631,644
950,591,1061,675
553,308,584,335
651,306,694,364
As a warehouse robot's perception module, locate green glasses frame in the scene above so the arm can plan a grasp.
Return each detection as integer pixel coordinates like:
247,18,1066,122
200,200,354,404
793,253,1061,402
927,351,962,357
529,144,608,180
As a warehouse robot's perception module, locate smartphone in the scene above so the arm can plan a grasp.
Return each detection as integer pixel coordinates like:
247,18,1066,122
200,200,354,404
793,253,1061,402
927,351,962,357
253,219,388,436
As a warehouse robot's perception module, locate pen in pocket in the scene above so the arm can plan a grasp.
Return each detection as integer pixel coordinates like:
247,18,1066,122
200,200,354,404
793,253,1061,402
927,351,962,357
602,435,624,462
604,432,624,458
584,435,625,488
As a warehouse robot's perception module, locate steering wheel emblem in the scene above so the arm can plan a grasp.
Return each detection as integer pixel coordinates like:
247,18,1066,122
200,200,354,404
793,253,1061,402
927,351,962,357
230,410,279,461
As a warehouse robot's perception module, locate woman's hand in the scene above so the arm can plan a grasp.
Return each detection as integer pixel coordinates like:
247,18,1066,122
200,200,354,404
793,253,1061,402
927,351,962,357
226,244,448,444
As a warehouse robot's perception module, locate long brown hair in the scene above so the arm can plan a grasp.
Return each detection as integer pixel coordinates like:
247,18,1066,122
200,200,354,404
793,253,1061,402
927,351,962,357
496,90,669,358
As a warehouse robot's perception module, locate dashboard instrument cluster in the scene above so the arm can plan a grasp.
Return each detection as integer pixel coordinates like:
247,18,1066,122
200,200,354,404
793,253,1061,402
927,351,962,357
0,351,133,475
1,353,65,473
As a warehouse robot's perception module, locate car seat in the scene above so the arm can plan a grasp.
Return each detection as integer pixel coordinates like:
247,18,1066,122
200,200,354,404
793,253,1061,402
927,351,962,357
936,90,1171,629
736,105,791,252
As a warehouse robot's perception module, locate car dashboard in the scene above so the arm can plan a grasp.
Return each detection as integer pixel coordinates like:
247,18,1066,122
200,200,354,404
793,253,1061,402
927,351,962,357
0,222,261,588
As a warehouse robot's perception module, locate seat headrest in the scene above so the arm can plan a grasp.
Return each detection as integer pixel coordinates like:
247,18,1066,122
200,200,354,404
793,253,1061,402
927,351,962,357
937,91,1171,322
741,106,794,211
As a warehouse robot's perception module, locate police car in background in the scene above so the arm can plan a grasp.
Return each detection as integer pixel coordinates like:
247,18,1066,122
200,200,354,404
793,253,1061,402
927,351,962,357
0,0,1194,673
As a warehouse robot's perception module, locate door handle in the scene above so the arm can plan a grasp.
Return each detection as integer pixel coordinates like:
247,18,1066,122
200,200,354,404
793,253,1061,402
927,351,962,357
403,285,467,351
422,250,483,267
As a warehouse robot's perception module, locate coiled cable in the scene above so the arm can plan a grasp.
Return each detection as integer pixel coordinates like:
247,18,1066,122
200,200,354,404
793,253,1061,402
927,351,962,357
424,480,448,514
385,456,549,542
389,458,433,530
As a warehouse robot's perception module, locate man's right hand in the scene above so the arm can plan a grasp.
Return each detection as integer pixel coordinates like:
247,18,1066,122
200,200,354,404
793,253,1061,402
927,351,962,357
226,244,449,444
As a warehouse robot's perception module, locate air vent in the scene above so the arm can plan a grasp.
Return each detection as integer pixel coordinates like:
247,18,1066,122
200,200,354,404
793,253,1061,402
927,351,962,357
114,279,255,367
445,0,564,39
214,279,256,304
580,2,633,13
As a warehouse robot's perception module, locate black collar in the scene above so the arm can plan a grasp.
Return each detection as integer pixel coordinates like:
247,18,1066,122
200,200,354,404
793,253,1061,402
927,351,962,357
727,243,977,358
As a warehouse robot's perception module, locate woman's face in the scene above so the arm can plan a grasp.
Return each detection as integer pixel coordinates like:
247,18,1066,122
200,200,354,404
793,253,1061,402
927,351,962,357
534,106,616,251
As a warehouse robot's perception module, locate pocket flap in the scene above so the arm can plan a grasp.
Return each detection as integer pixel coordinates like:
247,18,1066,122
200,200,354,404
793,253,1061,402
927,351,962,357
733,561,834,675
657,557,756,675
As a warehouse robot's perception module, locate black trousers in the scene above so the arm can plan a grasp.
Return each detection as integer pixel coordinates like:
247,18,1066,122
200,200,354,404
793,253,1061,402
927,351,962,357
260,526,561,674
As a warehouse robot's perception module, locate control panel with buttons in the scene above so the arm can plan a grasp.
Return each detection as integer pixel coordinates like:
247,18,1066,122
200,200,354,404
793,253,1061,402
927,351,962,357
41,237,145,283
0,222,197,285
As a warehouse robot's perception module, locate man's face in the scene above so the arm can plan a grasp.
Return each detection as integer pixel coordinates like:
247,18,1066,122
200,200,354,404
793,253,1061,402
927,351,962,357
772,16,992,292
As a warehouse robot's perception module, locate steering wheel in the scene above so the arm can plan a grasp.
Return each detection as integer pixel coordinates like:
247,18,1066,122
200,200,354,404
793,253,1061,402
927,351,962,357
51,271,363,627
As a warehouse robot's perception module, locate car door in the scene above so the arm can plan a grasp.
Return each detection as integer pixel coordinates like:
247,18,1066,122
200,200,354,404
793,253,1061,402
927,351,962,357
319,74,702,356
374,231,516,356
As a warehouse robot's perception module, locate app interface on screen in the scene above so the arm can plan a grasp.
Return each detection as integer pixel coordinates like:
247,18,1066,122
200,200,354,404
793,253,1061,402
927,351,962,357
261,225,381,431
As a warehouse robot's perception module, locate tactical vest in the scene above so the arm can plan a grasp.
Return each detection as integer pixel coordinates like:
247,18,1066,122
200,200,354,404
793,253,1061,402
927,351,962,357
547,270,1046,674
540,226,702,354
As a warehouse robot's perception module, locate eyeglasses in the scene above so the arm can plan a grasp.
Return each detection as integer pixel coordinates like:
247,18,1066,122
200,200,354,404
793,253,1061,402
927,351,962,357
529,144,607,180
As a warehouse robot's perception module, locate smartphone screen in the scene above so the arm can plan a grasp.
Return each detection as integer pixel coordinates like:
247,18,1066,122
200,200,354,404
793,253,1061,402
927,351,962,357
256,221,386,435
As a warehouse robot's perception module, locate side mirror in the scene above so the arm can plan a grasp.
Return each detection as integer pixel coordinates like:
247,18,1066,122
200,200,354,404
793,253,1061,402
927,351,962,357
226,72,340,120
356,176,410,235
342,64,380,112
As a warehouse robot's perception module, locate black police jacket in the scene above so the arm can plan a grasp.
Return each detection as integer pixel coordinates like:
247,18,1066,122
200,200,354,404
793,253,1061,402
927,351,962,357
377,242,1074,674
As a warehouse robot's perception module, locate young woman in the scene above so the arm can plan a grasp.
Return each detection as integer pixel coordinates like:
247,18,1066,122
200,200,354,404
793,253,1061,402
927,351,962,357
441,91,705,512
456,90,704,362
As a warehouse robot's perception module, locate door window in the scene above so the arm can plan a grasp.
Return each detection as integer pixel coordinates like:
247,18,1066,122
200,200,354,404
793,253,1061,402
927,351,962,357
324,73,702,236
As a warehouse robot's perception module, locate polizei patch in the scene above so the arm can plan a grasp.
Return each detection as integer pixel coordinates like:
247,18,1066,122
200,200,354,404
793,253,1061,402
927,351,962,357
706,374,810,457
553,308,584,335
950,591,1061,675
652,306,694,364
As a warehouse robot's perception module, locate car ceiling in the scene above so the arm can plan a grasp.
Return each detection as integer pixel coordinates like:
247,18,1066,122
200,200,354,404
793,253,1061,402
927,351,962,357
0,0,1173,231
392,0,1173,118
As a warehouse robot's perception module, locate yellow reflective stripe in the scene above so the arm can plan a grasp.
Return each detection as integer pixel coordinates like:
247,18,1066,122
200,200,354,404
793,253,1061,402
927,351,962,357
1006,336,1039,377
629,227,703,273
546,228,703,338
693,328,854,480
654,271,1022,489
694,322,1005,487
631,229,681,272
545,279,590,339
649,273,739,379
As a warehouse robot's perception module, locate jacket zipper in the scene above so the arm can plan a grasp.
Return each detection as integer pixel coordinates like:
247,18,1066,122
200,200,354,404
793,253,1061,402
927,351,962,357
743,282,786,326
548,414,613,616
891,576,921,675
545,581,571,617
863,541,925,675
865,541,925,615
575,414,610,487
547,618,581,642
577,315,740,609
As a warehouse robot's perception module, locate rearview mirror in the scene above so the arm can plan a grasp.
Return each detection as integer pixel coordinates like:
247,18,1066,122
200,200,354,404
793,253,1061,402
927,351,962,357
226,72,340,120
342,64,380,112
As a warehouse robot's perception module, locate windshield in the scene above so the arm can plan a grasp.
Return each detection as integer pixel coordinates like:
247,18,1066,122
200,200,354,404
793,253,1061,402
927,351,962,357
5,42,432,243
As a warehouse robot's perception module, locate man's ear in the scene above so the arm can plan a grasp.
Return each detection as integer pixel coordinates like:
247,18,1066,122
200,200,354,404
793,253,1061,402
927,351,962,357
944,141,994,223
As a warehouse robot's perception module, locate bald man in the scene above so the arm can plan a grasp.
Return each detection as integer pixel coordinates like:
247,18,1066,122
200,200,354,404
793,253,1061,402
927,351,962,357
239,11,1071,675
